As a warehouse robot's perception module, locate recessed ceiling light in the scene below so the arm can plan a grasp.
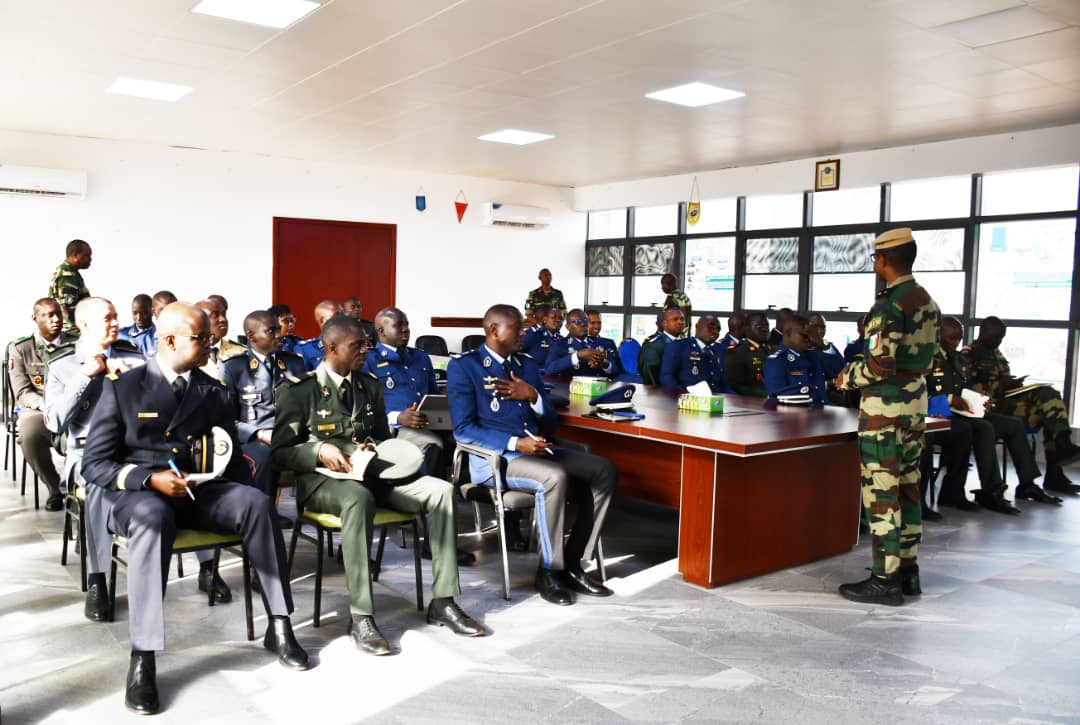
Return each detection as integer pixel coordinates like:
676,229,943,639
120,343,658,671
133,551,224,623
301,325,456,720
477,129,555,146
192,0,320,29
645,82,744,108
105,77,192,102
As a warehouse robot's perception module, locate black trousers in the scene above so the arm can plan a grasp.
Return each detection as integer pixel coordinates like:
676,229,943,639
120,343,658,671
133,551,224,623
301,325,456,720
921,417,974,505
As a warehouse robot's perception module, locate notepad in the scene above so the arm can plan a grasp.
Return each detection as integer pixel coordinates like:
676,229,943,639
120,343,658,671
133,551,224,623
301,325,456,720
952,388,989,418
1004,383,1048,398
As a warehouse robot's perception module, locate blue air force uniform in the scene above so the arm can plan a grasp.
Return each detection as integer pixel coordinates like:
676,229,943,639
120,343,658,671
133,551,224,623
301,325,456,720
119,323,157,356
843,338,865,364
220,348,306,495
521,326,563,369
295,336,325,371
809,342,845,380
544,335,623,378
447,345,614,571
764,345,829,405
282,334,303,354
659,336,727,392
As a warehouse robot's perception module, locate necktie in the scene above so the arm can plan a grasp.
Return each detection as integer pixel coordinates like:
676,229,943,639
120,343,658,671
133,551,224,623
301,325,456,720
209,348,219,363
339,379,352,409
172,375,187,401
503,359,514,380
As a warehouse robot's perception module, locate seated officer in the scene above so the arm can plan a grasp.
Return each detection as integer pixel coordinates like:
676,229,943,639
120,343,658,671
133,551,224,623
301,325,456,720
81,302,308,714
273,315,484,655
768,307,794,346
805,313,847,405
521,303,552,362
521,305,564,369
964,316,1080,497
585,309,626,373
8,298,75,511
195,297,245,378
659,314,725,391
725,312,773,397
343,295,378,342
638,309,683,386
295,299,342,371
268,303,303,353
545,308,622,378
150,290,177,319
720,311,746,349
118,294,156,356
844,315,867,363
447,304,616,605
221,310,305,496
764,317,828,405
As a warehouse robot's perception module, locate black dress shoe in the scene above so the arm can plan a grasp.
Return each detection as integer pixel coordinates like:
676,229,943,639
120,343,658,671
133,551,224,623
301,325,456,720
263,616,310,670
44,493,64,512
1051,435,1080,467
940,497,980,512
1044,470,1080,496
838,573,904,606
84,574,111,622
347,615,392,655
564,567,613,597
921,504,944,522
426,598,486,636
197,565,233,603
535,569,574,606
124,650,160,715
974,491,1022,515
1015,484,1063,505
900,566,921,596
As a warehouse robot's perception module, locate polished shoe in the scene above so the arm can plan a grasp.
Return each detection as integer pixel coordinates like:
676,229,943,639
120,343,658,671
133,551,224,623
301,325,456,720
535,568,574,606
939,497,981,512
564,566,613,597
426,598,486,637
44,493,64,511
263,616,310,670
1015,483,1063,505
124,650,160,715
973,491,1022,515
197,565,233,603
921,504,944,522
900,566,921,596
347,615,392,655
838,573,904,606
84,574,111,622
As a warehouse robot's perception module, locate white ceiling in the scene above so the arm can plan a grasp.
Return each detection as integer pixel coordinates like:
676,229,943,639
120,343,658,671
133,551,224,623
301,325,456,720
2,0,1079,186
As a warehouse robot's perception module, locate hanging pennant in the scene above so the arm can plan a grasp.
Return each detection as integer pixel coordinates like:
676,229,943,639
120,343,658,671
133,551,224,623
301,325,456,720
454,189,468,223
686,176,701,226
415,187,426,212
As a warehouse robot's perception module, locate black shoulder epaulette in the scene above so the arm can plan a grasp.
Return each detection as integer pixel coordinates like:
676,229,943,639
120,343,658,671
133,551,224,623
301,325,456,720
279,349,303,361
111,339,140,354
47,342,77,363
363,371,378,380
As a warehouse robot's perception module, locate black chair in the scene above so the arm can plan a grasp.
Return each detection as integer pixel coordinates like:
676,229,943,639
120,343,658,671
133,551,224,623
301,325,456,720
3,352,16,477
460,335,485,353
415,335,449,357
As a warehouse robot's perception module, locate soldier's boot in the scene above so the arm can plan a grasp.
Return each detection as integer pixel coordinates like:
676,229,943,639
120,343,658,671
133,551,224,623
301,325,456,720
1043,466,1080,496
1050,432,1080,467
973,490,1022,515
900,566,921,596
1015,483,1063,506
838,573,904,606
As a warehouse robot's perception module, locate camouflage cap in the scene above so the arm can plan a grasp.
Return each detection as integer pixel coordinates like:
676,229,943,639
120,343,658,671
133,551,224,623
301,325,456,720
874,227,914,250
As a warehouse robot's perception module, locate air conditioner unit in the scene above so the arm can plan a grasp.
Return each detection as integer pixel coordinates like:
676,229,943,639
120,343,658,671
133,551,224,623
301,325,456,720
0,164,87,199
481,202,551,229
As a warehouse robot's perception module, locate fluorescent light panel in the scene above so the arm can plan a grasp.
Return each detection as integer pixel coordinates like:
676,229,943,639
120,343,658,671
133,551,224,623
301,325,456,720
192,0,320,29
106,77,192,102
645,82,744,108
477,129,554,145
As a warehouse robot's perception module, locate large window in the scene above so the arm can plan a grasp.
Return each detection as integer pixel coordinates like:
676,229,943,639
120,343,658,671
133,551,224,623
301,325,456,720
745,193,803,230
913,228,966,314
745,236,799,311
810,233,875,313
811,186,879,226
981,166,1080,216
684,237,736,312
586,243,624,307
631,241,676,306
890,176,971,222
975,218,1076,321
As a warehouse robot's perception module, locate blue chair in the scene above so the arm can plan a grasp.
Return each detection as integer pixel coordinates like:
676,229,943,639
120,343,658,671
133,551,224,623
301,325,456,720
618,338,641,376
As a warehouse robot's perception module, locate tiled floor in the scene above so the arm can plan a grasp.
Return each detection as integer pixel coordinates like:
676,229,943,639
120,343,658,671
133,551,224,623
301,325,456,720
2,460,1079,725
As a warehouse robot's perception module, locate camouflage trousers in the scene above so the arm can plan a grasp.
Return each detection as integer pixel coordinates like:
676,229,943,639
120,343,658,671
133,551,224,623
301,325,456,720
1003,386,1070,454
859,420,925,577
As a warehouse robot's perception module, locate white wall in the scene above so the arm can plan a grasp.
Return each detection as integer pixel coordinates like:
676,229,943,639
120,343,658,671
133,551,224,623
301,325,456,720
573,123,1080,211
0,129,584,349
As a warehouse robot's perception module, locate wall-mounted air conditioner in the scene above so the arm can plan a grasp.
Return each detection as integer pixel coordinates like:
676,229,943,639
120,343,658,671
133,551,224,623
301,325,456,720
481,202,551,229
0,164,87,199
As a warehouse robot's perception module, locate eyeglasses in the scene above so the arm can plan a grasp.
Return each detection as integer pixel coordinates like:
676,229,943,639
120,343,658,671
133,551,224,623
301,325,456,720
172,332,214,344
567,317,587,325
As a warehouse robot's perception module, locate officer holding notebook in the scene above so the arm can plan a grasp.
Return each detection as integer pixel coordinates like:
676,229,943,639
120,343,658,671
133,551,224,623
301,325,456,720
272,314,484,657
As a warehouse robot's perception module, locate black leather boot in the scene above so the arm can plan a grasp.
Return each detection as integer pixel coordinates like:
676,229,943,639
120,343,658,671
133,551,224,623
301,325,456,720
263,616,310,670
84,573,111,622
124,650,160,715
900,566,921,596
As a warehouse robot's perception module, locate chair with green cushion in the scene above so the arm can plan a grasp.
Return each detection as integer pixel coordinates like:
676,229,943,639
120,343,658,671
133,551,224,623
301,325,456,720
60,483,88,590
286,505,423,627
108,529,255,640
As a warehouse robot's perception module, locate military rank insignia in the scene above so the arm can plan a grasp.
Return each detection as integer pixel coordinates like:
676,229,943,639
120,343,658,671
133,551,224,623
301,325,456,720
250,357,259,370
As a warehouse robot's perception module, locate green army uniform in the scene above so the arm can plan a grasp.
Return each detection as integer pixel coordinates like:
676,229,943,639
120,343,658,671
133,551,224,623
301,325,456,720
962,342,1072,462
271,366,461,616
724,339,773,397
638,332,674,385
48,261,89,335
846,274,940,578
524,287,567,318
928,347,1041,495
663,289,692,338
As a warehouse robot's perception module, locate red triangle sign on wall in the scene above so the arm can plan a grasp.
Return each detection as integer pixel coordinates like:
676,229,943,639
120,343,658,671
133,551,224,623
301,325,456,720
455,190,468,223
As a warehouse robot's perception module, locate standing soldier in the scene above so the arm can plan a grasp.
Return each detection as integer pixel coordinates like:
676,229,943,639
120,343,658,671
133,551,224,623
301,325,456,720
48,239,92,335
524,268,567,319
837,228,940,606
660,274,692,338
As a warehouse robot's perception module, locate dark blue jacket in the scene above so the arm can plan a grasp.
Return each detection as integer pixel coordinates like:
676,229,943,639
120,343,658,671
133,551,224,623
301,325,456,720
362,342,438,421
521,326,563,369
295,336,325,371
843,338,865,364
659,337,726,392
764,344,828,404
544,335,623,378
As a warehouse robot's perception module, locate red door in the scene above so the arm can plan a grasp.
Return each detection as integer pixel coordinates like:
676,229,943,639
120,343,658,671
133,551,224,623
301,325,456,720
273,217,396,339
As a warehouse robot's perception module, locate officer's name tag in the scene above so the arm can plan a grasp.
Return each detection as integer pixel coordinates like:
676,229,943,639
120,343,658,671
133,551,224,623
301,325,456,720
377,362,390,368
137,412,159,419
316,424,336,431
791,371,804,376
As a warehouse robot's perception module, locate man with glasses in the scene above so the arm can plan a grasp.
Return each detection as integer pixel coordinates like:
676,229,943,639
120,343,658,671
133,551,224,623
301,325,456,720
521,304,565,369
81,302,308,713
273,315,484,656
545,308,622,378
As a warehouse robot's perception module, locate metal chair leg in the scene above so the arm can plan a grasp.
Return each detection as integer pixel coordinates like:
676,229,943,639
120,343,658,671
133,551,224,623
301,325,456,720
411,520,423,611
373,527,388,581
207,548,222,607
242,547,254,641
314,528,324,628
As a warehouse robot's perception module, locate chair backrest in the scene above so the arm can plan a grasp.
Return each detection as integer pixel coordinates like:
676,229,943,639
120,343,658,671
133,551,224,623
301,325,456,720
2,352,15,429
415,334,449,356
460,334,485,353
618,338,641,376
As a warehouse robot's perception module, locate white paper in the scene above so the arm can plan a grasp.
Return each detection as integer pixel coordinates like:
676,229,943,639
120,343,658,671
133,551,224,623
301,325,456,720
187,425,233,485
951,388,988,418
315,448,377,481
686,381,713,397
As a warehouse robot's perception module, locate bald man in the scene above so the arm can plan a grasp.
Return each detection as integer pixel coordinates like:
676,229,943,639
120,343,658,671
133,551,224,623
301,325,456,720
296,299,343,371
82,302,308,713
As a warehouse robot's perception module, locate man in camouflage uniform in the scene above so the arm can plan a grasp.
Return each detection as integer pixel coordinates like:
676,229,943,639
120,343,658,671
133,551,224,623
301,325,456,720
524,268,567,319
963,316,1080,498
838,228,940,606
661,273,691,338
48,239,92,335
724,312,773,397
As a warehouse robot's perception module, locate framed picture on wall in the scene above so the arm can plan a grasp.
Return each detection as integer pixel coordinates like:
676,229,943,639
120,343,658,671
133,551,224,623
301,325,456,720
815,159,840,192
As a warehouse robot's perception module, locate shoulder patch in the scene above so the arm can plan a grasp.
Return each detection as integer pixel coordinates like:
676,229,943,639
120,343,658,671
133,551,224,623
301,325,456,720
106,371,120,381
9,334,32,346
111,339,140,354
47,343,77,363
363,371,378,380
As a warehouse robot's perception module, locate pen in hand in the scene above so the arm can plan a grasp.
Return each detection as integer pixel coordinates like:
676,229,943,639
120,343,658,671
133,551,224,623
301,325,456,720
168,458,196,500
524,430,554,456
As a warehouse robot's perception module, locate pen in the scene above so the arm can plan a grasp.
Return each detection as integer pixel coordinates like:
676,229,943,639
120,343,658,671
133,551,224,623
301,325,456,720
168,458,195,500
524,430,554,455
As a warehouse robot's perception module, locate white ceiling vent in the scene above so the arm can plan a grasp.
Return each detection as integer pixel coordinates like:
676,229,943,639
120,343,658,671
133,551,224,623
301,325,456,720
0,165,87,199
481,202,551,229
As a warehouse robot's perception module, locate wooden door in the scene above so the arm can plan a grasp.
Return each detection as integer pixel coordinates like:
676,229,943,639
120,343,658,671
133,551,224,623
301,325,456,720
273,217,396,339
